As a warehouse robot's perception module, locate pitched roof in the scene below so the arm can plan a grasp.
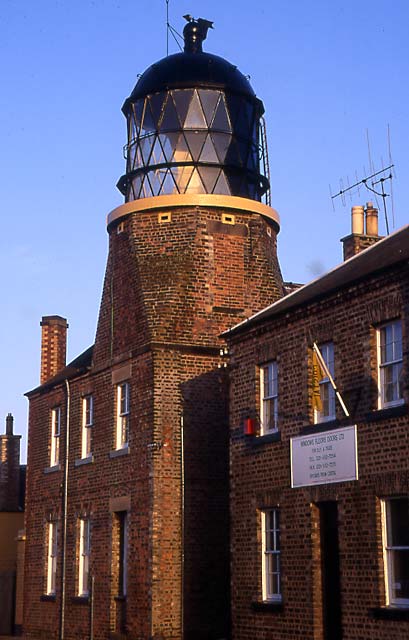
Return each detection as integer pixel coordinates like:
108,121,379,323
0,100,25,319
26,345,94,397
223,224,409,338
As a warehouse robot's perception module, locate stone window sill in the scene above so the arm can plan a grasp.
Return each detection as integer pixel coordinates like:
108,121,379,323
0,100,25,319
300,419,341,435
251,600,283,613
44,464,61,474
71,595,89,605
366,404,408,423
369,606,409,621
40,594,56,602
109,446,130,459
75,455,94,467
249,431,281,446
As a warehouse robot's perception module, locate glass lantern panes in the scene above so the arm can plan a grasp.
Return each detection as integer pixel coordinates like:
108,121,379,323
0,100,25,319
123,88,268,202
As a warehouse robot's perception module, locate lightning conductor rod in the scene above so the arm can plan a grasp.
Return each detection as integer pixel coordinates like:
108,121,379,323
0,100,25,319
166,0,169,56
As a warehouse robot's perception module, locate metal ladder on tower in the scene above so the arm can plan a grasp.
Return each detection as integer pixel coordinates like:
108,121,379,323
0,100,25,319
260,116,271,206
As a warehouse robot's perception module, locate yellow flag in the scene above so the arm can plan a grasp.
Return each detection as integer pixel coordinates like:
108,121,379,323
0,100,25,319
312,349,324,412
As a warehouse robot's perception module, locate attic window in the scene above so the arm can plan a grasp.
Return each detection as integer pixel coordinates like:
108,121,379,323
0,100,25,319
158,213,171,223
117,222,125,234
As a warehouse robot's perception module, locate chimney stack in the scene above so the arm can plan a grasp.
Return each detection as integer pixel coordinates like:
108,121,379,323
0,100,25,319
6,413,13,435
0,413,21,511
40,316,68,384
341,203,381,261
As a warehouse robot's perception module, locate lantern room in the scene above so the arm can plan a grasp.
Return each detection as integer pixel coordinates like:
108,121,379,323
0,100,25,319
117,16,270,204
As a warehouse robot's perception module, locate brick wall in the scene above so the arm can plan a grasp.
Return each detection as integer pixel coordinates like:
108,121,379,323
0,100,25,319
24,201,283,639
228,260,409,639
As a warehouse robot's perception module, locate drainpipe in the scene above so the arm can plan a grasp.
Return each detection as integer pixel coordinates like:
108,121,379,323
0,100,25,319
90,575,95,640
180,414,185,640
59,379,71,640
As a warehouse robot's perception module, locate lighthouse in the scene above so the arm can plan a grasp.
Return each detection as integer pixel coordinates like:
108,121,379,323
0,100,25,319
24,17,283,640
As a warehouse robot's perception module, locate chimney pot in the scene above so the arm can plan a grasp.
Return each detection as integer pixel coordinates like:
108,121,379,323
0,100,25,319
365,203,379,236
351,205,365,235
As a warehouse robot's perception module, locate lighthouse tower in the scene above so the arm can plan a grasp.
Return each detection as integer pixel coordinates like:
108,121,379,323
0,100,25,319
93,20,283,637
23,17,284,640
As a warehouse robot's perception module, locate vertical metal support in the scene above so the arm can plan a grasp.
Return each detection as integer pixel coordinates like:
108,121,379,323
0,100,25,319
90,575,95,640
180,413,185,640
59,379,71,640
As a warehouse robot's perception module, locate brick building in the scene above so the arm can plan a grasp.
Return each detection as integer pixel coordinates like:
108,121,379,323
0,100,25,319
23,18,283,640
226,211,409,639
0,413,25,635
22,15,409,640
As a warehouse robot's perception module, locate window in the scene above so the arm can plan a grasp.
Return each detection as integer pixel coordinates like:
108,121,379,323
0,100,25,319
50,407,61,466
381,498,409,606
116,383,130,449
46,521,58,595
262,509,281,602
78,518,90,597
260,362,278,434
81,395,93,459
314,342,335,423
378,321,403,408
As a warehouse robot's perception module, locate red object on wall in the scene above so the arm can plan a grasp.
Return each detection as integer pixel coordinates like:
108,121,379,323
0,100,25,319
244,418,255,436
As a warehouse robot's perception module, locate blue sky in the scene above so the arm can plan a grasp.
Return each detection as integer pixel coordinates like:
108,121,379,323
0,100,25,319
1,0,408,461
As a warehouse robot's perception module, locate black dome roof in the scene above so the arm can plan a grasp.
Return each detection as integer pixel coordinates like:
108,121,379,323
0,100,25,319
122,51,261,115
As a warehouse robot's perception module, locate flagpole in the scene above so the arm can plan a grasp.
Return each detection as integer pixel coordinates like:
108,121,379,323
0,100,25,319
313,343,350,418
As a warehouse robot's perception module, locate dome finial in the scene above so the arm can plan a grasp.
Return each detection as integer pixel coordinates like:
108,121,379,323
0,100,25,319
183,15,214,54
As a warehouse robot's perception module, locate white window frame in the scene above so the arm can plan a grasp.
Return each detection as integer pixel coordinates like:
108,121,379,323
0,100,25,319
116,382,130,450
260,362,278,435
381,497,409,607
261,508,282,602
377,320,403,409
314,342,335,424
81,395,93,459
46,521,58,595
50,407,61,467
78,518,90,597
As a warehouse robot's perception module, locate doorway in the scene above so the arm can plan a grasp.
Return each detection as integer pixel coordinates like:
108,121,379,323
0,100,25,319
319,501,342,640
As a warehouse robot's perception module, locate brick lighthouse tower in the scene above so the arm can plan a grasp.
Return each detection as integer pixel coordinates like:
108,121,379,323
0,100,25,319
23,17,283,640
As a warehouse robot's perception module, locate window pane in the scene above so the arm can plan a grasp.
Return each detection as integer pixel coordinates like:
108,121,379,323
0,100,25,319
197,167,220,193
272,571,280,595
210,132,231,163
213,170,231,195
199,135,219,163
185,131,207,162
171,90,193,128
185,168,206,194
389,499,409,546
184,90,207,129
394,322,403,359
391,550,409,600
148,92,166,129
160,94,180,131
211,95,232,132
198,89,220,127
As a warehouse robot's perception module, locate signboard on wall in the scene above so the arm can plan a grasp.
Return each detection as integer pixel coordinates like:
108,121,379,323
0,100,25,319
290,425,358,488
